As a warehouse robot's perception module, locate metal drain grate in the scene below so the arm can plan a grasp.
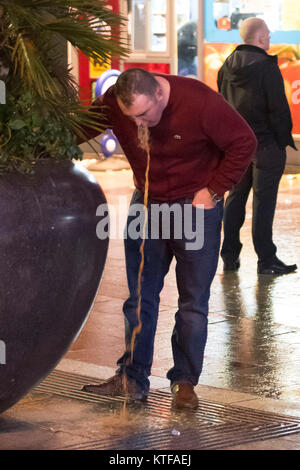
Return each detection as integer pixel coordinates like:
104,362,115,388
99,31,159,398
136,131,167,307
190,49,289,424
34,369,300,450
62,422,300,450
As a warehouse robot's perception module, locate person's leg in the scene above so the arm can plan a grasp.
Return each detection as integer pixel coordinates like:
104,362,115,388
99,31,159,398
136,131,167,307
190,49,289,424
221,164,253,268
167,200,223,388
117,191,173,392
252,142,297,274
83,190,173,398
252,142,285,263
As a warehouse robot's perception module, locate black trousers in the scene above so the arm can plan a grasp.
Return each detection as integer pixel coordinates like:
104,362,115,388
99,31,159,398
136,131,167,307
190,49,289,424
221,140,286,264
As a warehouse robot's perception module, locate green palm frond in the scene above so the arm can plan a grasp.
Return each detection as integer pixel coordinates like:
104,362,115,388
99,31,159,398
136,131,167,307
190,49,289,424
1,0,128,98
11,33,62,98
0,0,129,173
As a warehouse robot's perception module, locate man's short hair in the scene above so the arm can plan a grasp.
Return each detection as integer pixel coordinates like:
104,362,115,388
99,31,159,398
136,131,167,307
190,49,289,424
114,68,159,107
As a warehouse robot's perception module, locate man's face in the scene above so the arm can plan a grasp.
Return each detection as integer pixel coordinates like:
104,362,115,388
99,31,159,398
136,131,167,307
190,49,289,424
117,88,165,128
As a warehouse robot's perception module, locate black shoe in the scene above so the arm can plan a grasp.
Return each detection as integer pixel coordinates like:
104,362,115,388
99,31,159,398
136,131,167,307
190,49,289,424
223,258,240,272
258,257,297,275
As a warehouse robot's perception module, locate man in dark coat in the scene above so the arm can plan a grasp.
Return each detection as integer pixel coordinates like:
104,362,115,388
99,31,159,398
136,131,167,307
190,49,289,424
218,17,297,275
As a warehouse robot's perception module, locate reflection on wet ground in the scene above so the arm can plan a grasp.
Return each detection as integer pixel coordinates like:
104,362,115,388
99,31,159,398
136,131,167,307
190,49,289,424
201,173,300,400
4,379,300,450
66,170,300,403
207,272,300,399
1,168,300,451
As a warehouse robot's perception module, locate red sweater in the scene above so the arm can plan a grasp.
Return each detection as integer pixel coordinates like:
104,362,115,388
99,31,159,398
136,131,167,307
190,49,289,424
82,74,257,201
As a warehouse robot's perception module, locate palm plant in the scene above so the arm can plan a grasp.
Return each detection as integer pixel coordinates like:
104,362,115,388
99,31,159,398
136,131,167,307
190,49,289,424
0,0,128,174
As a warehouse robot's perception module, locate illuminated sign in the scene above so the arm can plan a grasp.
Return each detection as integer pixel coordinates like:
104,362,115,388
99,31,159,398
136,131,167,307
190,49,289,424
205,0,300,43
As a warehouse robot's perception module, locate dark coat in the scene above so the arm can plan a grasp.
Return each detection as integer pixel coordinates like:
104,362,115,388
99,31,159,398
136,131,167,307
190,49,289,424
217,44,296,150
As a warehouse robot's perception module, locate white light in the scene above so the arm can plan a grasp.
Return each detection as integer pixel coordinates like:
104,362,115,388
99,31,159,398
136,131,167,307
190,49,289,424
106,138,117,153
101,76,119,95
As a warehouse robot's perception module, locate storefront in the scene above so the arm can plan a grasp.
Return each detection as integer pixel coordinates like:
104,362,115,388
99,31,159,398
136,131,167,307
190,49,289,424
74,0,300,159
204,0,300,138
120,0,200,78
75,0,202,102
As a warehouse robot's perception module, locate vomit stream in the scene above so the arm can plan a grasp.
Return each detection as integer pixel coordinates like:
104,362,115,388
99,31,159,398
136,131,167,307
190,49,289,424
122,124,150,413
130,124,151,361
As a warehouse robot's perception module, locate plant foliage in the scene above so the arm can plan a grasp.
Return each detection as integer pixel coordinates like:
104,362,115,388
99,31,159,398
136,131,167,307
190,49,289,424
0,0,128,174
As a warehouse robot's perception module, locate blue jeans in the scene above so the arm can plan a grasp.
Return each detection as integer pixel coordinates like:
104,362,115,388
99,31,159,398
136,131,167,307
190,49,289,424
116,189,223,392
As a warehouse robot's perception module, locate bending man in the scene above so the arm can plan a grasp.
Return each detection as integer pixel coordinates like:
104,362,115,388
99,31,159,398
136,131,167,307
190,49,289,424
80,68,257,408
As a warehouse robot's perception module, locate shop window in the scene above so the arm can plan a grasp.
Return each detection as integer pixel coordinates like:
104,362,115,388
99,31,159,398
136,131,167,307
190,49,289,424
207,0,300,43
176,0,198,78
127,0,168,53
125,0,199,77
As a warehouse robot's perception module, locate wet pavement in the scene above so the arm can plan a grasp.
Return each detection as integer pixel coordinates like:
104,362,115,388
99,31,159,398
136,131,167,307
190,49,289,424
1,163,300,451
67,166,300,402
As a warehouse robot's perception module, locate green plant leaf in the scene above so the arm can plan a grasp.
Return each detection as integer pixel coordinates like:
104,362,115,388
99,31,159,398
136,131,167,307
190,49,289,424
9,119,26,130
0,0,128,174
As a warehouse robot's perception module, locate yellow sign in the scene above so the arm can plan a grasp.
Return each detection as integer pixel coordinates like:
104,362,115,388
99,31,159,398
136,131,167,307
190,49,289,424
89,59,111,79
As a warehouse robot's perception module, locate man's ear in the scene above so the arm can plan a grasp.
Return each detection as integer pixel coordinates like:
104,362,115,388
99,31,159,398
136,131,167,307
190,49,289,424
155,86,164,102
257,32,265,47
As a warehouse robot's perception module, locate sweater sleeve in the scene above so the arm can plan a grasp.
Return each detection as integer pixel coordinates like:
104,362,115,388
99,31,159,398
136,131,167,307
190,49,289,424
201,91,257,196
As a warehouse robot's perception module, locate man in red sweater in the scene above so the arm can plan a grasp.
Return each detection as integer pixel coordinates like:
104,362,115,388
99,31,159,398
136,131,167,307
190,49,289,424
82,68,257,409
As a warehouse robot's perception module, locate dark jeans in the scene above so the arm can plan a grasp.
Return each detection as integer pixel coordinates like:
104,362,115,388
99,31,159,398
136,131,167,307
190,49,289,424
116,189,223,392
221,140,286,264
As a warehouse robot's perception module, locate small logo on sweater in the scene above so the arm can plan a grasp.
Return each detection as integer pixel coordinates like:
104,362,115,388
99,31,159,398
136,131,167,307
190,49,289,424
173,134,182,140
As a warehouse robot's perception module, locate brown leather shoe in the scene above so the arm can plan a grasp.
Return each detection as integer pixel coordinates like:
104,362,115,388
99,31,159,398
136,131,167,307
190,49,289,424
171,382,198,409
82,374,148,401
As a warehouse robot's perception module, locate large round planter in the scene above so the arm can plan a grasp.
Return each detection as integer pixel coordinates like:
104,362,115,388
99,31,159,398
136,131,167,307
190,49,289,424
0,160,109,414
